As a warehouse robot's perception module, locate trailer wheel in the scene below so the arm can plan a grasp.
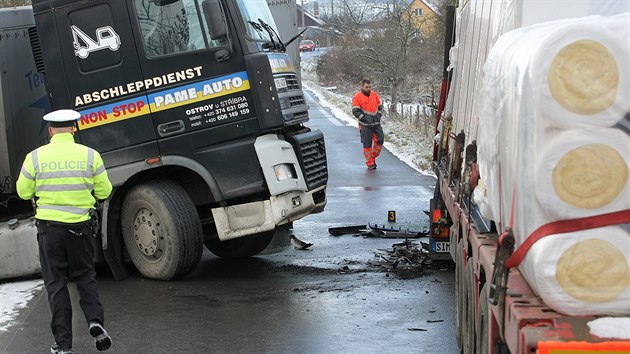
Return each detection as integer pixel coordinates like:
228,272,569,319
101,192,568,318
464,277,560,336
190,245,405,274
121,180,203,280
204,230,274,259
463,260,476,354
476,284,490,354
455,239,464,348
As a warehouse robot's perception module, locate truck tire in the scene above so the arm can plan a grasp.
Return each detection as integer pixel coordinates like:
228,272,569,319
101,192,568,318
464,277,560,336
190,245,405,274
455,239,464,348
121,180,203,280
204,230,274,259
464,260,476,354
476,284,490,354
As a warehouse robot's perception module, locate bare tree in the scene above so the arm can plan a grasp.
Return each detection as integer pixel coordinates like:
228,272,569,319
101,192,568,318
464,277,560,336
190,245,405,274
317,0,446,114
355,1,422,113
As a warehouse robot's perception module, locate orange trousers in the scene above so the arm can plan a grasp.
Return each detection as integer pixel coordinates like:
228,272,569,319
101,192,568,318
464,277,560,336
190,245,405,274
360,125,384,167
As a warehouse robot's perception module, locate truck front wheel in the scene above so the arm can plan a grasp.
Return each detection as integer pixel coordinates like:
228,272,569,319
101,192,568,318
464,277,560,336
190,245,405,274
204,230,274,259
121,180,203,280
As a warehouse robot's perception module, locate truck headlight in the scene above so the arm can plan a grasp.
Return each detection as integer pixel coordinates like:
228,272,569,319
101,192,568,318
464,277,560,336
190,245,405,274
273,164,297,181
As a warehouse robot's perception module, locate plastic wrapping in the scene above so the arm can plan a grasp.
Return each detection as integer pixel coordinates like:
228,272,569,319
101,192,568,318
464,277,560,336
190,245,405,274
534,129,630,220
475,13,630,315
524,226,630,315
531,23,629,129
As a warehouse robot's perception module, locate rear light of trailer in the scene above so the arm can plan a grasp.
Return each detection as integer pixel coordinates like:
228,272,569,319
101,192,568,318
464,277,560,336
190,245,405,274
432,209,442,223
431,209,450,238
434,225,450,238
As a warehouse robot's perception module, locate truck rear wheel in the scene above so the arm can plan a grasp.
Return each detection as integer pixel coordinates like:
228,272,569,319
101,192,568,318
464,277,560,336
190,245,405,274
476,284,490,354
455,239,463,348
204,230,274,259
464,260,476,354
121,180,203,280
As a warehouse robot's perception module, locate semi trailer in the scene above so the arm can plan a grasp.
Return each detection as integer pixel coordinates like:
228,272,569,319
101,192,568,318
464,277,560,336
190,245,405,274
429,1,630,353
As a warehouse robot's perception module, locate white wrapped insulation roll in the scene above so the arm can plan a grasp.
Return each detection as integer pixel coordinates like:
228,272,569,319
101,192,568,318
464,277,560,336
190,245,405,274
521,226,630,316
534,128,630,220
475,13,630,315
531,22,629,129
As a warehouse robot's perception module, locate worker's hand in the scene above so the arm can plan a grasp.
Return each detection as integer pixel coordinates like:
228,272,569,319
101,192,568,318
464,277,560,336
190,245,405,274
358,114,369,124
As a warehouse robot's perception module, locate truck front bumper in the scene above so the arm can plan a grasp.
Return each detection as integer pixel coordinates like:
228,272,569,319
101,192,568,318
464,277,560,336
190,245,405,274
211,132,327,241
211,185,326,241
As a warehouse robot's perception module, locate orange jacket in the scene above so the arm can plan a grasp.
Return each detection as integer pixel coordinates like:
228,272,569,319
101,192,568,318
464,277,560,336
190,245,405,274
352,90,383,126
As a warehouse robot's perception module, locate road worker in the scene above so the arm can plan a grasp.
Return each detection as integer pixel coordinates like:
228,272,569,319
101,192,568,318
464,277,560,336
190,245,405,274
352,79,384,169
16,109,113,354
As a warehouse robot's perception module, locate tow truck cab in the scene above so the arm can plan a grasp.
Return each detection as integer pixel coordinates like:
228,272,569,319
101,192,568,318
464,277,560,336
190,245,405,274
29,0,327,280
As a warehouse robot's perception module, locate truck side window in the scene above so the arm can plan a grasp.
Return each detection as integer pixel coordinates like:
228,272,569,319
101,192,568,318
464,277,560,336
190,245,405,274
134,0,226,57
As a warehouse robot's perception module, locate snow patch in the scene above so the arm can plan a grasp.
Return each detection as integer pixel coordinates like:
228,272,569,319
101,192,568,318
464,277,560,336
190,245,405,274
588,317,630,340
0,279,43,331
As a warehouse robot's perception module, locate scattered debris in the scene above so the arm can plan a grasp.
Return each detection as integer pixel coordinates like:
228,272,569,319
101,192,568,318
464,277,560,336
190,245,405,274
328,224,428,238
427,319,444,323
289,235,313,250
407,327,427,331
328,225,366,236
371,239,432,278
338,266,352,274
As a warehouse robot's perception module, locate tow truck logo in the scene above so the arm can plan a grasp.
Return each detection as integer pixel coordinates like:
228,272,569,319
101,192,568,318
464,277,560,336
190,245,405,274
71,25,121,59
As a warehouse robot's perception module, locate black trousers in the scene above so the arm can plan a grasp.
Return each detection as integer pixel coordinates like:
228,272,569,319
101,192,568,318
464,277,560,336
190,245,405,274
360,124,384,148
37,220,104,349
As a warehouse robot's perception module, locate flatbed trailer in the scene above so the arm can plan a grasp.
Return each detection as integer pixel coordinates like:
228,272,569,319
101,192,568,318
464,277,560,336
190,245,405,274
437,163,630,353
429,1,630,353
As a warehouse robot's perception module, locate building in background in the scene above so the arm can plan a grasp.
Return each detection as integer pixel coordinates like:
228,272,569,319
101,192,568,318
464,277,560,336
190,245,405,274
405,0,439,35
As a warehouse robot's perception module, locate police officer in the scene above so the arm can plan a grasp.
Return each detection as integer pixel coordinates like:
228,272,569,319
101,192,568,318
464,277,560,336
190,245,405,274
16,109,113,354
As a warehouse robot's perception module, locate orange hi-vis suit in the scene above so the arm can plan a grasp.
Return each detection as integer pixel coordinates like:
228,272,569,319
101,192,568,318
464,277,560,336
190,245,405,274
352,90,384,168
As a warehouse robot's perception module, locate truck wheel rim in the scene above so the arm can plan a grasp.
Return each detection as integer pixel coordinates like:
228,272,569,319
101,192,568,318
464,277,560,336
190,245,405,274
133,208,163,262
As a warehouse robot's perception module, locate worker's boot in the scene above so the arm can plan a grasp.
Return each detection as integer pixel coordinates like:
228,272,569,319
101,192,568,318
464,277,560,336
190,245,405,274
89,322,112,351
50,344,74,353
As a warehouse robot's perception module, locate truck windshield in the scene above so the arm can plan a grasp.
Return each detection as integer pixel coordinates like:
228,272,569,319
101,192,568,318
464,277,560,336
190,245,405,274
135,0,226,57
236,0,279,42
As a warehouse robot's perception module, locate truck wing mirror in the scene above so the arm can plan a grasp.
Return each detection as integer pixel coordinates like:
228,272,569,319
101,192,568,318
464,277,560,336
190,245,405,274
202,0,228,40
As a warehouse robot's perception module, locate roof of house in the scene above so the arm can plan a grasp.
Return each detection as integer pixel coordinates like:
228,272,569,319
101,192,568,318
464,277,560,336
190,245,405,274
407,0,439,14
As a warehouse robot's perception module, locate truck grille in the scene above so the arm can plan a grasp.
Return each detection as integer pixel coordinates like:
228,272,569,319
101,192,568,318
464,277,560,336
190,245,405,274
28,27,46,74
289,95,306,107
293,111,309,120
284,74,300,90
290,130,328,190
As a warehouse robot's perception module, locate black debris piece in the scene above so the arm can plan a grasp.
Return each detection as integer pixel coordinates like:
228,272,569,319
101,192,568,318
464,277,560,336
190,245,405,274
371,240,432,278
329,224,428,238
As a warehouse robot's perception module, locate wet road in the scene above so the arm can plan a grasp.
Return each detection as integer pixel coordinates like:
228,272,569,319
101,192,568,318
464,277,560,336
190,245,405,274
1,89,457,353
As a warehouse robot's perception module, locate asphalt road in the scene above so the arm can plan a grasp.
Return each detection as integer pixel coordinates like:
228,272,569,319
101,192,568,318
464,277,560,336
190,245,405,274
1,87,457,354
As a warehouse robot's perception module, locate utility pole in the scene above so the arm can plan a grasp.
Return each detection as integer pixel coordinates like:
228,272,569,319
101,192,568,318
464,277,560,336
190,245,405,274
301,0,305,29
331,0,334,22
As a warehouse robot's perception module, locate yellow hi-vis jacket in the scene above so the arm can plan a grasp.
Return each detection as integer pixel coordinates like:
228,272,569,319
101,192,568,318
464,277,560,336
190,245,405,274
16,132,113,223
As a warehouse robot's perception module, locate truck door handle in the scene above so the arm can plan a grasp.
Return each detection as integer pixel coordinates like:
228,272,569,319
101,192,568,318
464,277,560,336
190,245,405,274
157,120,185,136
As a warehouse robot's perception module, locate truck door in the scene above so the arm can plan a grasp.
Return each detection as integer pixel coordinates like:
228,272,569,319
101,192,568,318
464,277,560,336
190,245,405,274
126,0,267,200
126,0,257,146
33,1,158,165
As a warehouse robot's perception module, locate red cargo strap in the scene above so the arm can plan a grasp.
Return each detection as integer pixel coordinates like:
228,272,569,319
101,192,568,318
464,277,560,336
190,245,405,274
504,209,630,268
